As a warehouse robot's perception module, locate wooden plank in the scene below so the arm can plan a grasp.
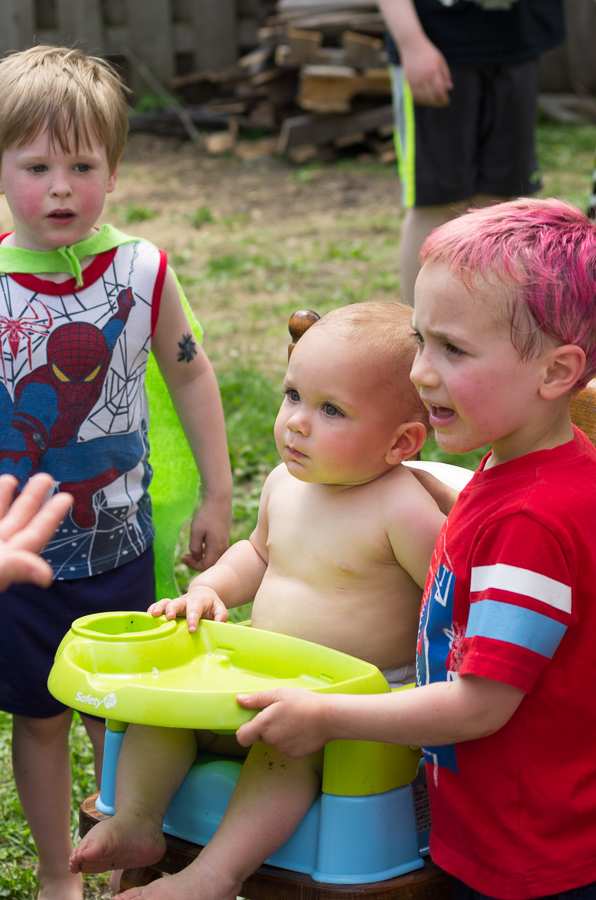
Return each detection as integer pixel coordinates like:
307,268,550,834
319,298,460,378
564,0,596,93
284,27,324,65
126,0,175,91
190,0,237,71
172,0,192,20
342,30,386,69
103,0,128,27
298,64,358,113
36,0,56,28
265,12,384,36
0,0,35,55
298,64,390,113
55,0,103,52
277,103,393,153
277,1,378,9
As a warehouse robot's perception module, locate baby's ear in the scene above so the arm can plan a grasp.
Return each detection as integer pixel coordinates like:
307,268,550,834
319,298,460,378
386,421,426,465
540,344,586,399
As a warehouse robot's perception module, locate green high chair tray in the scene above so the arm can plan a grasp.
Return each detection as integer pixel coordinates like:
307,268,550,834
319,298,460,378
49,611,390,731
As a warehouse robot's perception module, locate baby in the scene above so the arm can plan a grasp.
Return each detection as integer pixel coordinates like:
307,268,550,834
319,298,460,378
70,300,446,900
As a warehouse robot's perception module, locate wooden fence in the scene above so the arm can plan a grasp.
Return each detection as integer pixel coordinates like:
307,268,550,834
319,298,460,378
0,0,595,98
0,0,271,97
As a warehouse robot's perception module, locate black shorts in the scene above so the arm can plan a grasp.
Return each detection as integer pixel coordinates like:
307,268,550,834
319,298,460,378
0,547,155,719
391,59,541,207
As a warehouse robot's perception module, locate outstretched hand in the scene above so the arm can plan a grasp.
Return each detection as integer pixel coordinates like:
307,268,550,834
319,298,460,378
235,688,331,758
0,473,73,591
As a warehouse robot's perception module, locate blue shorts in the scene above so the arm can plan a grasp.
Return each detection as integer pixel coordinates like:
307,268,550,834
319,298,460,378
0,547,155,719
391,59,541,207
452,876,596,900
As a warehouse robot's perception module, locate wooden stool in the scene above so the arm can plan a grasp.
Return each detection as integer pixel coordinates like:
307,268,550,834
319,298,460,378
80,792,451,899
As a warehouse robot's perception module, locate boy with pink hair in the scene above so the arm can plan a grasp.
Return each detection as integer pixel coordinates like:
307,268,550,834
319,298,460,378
236,198,596,900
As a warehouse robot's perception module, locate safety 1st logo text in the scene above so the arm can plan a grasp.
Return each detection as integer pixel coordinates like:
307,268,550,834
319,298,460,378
75,691,117,711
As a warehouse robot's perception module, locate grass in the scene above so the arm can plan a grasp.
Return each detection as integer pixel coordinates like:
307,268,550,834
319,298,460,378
0,116,592,897
0,712,112,899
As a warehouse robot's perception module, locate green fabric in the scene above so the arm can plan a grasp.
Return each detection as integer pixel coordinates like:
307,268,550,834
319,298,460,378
147,271,203,601
0,225,140,285
0,228,202,601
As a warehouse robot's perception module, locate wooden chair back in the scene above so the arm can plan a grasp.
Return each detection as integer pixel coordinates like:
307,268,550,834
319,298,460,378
570,380,596,446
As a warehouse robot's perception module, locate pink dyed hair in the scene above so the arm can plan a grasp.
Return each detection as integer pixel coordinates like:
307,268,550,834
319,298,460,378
419,198,596,388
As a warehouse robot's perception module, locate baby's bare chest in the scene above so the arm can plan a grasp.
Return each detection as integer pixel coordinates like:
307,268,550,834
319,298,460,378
266,486,394,578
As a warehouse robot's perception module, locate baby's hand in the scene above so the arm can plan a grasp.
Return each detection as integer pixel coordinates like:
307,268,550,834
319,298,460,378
148,586,229,632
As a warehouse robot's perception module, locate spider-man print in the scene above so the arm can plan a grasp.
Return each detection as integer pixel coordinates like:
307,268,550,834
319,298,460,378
0,287,146,528
0,295,53,383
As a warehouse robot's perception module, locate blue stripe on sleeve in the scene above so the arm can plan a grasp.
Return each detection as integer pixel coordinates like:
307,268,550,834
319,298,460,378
466,599,567,659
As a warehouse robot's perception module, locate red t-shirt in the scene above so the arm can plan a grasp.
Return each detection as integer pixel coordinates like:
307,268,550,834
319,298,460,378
417,428,596,898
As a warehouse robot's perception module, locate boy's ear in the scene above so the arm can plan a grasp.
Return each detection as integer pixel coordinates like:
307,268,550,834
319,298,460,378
540,344,586,399
385,421,426,465
106,158,120,194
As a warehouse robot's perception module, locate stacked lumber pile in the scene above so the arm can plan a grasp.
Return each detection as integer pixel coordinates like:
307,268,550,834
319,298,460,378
137,0,395,163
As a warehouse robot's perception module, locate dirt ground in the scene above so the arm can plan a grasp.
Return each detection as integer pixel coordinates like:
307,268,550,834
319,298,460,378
105,134,404,377
0,132,406,379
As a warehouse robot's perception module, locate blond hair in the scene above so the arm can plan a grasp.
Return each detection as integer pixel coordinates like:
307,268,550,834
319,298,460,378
0,45,129,172
311,301,427,425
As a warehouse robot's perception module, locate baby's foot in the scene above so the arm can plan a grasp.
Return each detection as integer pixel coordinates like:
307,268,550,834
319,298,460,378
37,869,83,900
69,805,166,874
114,856,242,900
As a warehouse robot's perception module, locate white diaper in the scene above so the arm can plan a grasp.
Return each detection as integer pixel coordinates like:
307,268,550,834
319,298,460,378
381,663,416,688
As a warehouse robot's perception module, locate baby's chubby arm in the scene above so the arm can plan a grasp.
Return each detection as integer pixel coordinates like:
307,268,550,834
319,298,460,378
149,473,273,631
235,674,524,758
386,467,446,589
151,268,233,571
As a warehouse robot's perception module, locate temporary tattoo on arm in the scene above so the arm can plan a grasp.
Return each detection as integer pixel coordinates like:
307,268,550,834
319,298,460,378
177,333,198,363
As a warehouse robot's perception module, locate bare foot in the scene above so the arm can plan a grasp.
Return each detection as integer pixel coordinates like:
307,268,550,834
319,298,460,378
114,856,242,900
69,805,166,874
37,869,83,900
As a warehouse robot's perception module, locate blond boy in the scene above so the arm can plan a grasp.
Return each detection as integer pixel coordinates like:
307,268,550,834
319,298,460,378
0,46,232,900
69,300,446,900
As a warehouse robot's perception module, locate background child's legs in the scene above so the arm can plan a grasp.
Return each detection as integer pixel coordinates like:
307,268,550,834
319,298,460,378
80,713,106,786
400,195,504,306
12,710,84,900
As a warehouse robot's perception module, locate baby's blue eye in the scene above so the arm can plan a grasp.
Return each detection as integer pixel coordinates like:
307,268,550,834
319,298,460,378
323,404,341,417
286,389,300,402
